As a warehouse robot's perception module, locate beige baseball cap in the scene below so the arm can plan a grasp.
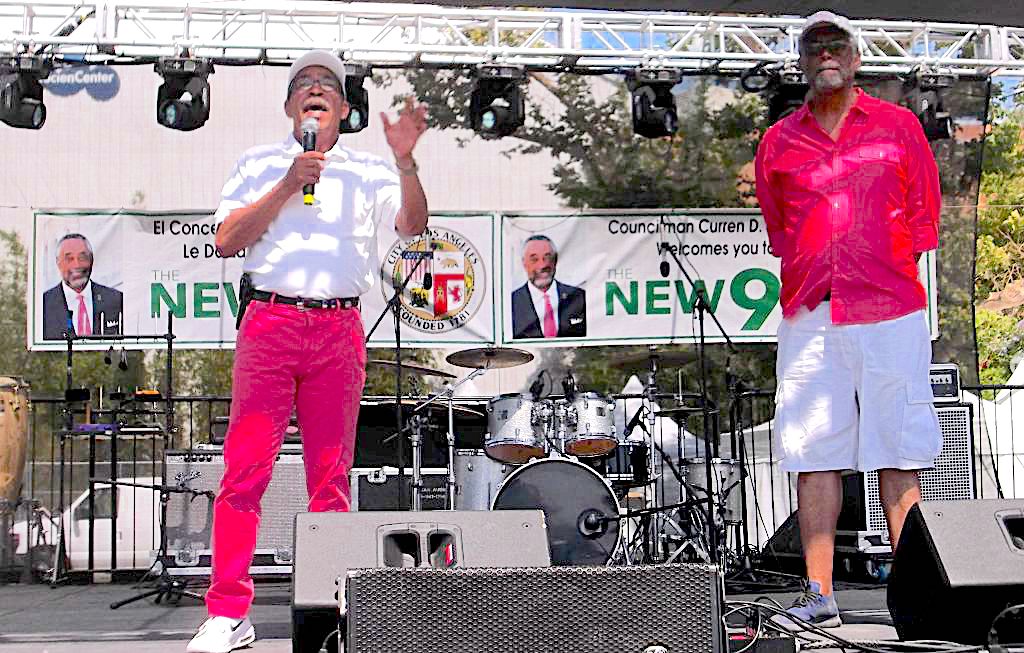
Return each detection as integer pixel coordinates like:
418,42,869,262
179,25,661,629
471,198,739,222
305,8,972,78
800,10,855,43
287,50,346,95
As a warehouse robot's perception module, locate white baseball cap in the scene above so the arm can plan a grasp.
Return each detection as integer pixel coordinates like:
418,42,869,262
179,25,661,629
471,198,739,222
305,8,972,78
287,50,346,96
800,10,855,43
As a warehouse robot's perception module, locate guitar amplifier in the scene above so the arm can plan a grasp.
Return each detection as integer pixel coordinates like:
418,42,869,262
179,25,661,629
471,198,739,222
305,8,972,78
163,447,307,575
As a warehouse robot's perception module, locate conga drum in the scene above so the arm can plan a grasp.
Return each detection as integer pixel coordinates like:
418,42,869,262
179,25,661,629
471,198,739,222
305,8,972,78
0,377,30,507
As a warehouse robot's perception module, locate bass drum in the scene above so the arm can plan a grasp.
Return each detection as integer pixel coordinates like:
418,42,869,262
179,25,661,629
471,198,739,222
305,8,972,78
492,457,619,566
453,449,516,511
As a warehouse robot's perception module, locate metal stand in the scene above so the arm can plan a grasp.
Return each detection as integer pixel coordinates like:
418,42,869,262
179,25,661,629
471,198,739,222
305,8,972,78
660,244,738,568
108,479,207,609
366,236,433,510
412,366,488,509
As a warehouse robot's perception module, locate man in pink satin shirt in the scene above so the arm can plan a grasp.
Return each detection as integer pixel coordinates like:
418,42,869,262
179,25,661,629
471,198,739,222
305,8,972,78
187,50,429,653
755,11,942,629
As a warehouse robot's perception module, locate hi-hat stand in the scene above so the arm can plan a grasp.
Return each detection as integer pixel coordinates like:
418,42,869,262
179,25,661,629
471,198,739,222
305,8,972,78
108,479,207,609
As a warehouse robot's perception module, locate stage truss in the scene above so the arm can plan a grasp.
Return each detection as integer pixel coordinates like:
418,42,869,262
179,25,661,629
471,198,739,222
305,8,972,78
1,0,1024,78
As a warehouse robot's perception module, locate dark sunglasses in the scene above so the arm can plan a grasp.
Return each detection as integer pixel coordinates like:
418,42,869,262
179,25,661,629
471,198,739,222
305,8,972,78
803,38,853,57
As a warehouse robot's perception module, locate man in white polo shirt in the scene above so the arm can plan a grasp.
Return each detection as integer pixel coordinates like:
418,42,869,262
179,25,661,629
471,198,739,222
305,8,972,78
186,50,428,653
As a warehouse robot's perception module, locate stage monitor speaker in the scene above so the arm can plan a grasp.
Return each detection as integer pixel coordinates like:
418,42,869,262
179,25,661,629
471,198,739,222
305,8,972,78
888,499,1024,645
163,447,306,574
345,564,724,653
291,510,551,653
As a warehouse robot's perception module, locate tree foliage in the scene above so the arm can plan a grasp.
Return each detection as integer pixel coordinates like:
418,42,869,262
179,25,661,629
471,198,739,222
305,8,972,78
976,105,1024,384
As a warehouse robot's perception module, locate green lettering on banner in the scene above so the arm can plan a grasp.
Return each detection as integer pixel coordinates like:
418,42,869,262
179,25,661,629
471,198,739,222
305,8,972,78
605,281,638,315
151,283,186,318
194,282,220,318
730,268,781,330
646,280,671,314
674,279,724,313
223,282,239,317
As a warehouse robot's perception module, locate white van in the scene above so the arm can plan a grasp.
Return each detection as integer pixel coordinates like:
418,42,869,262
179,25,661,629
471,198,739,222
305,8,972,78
11,478,161,575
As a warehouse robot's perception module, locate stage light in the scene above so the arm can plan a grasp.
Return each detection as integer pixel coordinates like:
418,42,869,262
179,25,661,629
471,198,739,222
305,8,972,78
902,74,955,141
340,65,369,134
0,56,51,130
155,57,213,131
470,65,526,139
628,68,682,139
767,83,809,125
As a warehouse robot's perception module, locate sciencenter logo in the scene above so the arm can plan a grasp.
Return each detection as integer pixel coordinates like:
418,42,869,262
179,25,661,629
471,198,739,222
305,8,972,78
41,65,120,101
381,227,484,333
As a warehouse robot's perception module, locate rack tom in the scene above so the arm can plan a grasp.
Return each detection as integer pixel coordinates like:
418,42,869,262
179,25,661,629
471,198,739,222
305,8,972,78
485,393,546,464
561,392,617,457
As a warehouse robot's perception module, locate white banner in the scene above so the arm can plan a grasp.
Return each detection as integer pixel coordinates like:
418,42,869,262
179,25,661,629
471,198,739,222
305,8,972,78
28,209,937,350
499,210,938,346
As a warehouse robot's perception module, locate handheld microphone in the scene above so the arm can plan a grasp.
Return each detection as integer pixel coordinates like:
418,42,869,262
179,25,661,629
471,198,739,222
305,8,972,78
659,242,670,278
300,117,319,206
422,230,433,291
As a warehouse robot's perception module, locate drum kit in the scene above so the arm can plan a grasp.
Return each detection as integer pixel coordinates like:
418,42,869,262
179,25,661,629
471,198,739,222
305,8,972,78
369,345,747,569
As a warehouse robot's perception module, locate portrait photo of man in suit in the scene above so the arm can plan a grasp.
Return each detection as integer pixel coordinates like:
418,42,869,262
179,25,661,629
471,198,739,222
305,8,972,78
42,233,123,340
511,234,587,339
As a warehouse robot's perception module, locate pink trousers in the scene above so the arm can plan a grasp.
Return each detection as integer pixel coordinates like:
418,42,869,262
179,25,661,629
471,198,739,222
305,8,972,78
205,299,366,618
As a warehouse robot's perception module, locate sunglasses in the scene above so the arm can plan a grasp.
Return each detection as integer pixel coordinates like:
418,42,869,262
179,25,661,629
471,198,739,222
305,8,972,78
289,75,342,94
803,39,853,57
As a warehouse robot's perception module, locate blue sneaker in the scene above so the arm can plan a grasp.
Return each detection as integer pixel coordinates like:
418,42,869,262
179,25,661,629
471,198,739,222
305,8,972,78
770,581,842,630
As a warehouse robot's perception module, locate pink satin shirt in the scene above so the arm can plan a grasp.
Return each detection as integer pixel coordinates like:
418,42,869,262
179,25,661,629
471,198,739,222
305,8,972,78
755,88,941,324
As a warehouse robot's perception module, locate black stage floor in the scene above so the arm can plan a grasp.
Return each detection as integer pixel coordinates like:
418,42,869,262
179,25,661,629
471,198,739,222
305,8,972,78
0,576,899,652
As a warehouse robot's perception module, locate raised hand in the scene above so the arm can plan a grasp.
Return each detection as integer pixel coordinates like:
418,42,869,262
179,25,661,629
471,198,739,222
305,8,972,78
381,96,428,164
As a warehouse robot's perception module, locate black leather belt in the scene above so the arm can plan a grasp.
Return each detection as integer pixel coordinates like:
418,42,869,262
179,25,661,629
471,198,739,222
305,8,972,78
251,290,359,310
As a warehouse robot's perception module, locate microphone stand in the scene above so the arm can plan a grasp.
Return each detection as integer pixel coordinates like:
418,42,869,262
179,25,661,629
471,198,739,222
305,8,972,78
365,238,432,510
660,242,737,569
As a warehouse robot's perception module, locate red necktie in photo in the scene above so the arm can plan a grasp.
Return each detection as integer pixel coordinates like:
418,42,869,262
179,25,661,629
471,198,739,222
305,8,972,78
76,293,91,336
542,294,556,338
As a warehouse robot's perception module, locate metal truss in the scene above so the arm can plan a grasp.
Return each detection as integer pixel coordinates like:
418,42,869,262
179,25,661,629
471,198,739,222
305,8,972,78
2,0,1024,76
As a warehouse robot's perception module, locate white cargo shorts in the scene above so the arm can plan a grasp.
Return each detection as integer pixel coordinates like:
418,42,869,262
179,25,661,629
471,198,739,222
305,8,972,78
773,303,942,472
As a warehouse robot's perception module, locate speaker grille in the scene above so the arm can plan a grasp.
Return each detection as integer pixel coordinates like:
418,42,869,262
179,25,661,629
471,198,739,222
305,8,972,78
164,450,307,567
864,404,975,532
346,564,722,653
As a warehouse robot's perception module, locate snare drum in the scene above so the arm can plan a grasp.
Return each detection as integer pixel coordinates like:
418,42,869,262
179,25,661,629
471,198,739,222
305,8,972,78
561,392,616,457
485,393,546,464
453,449,516,511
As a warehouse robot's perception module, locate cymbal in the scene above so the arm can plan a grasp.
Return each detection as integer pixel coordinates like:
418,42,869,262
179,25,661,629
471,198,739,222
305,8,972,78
372,399,484,418
607,349,697,370
655,400,718,423
367,359,456,379
445,347,534,369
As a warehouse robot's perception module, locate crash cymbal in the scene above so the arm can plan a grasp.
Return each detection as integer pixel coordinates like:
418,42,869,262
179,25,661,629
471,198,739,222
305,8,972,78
373,399,484,418
367,359,456,379
445,347,534,369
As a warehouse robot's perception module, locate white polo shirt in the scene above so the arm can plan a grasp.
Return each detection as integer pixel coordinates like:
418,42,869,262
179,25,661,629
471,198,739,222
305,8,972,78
214,134,401,299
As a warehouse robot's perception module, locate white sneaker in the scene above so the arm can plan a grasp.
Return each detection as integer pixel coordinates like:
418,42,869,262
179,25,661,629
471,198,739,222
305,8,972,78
186,616,256,653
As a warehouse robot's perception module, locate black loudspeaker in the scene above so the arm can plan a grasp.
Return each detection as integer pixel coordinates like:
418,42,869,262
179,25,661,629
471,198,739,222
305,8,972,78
888,500,1024,644
346,564,724,653
291,510,551,653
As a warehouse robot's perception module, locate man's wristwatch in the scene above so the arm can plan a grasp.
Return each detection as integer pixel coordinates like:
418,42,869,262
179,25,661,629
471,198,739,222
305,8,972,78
396,158,418,176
